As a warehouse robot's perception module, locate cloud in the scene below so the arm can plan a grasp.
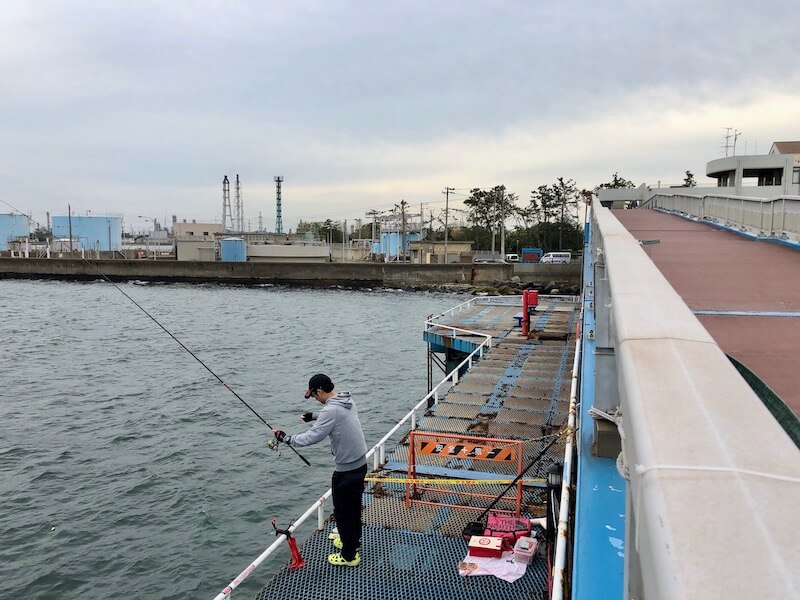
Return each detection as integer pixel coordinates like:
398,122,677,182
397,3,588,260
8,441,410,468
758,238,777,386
1,1,799,230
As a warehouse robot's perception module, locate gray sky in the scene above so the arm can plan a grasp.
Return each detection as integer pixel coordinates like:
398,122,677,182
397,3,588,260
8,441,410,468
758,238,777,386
2,1,798,232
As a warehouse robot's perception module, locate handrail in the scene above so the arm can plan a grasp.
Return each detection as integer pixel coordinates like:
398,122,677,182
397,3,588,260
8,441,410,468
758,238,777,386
427,296,481,322
550,313,582,600
212,319,493,599
368,328,492,471
425,322,493,339
427,294,580,324
211,490,332,600
643,193,800,242
591,199,800,599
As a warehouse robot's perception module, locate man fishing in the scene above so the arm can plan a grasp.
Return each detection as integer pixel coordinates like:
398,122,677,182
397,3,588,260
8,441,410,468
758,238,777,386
273,374,368,567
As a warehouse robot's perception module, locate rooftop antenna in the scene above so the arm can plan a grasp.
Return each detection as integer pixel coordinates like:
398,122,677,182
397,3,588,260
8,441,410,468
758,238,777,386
732,129,741,156
722,127,742,157
222,176,232,230
722,127,733,157
274,176,283,234
234,174,244,232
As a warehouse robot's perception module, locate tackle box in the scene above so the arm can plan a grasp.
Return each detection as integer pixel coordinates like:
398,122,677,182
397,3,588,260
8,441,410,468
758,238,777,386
468,535,504,558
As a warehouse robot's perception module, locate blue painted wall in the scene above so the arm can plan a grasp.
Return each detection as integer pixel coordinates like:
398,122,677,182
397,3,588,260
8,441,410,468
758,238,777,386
51,216,123,251
220,237,247,262
378,231,422,256
0,214,30,250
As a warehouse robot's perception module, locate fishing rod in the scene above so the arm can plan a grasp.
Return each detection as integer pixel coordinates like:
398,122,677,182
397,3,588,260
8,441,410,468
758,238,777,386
79,257,311,467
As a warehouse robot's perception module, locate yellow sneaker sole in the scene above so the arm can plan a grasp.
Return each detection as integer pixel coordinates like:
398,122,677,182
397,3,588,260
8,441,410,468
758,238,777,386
327,552,361,567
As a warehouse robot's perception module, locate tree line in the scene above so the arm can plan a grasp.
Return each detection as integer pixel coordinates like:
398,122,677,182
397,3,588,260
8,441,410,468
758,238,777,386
451,173,635,253
297,170,698,252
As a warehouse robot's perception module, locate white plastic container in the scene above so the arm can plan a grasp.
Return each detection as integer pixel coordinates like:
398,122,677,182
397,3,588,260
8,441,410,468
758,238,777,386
513,536,538,565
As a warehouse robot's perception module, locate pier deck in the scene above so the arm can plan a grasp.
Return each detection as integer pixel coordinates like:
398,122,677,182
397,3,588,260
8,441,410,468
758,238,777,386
255,297,578,600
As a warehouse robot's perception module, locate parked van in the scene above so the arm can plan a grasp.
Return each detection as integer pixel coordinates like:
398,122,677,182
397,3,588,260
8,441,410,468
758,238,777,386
504,253,520,262
540,251,571,264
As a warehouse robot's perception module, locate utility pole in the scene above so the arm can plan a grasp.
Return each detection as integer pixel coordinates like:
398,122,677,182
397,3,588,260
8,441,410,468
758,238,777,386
559,186,565,251
500,188,506,258
68,204,73,253
398,200,407,261
366,209,379,248
443,187,454,264
367,211,377,242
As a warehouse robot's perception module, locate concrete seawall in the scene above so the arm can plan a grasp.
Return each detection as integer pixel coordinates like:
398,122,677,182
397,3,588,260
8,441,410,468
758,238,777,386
0,258,581,288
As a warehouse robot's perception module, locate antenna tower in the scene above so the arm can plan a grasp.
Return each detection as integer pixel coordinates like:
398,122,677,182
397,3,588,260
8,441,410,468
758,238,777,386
722,127,742,157
274,176,284,234
234,174,244,231
722,128,732,157
222,175,232,230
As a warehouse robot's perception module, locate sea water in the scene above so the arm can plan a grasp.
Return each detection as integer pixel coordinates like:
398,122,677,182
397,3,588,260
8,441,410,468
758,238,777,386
0,279,465,599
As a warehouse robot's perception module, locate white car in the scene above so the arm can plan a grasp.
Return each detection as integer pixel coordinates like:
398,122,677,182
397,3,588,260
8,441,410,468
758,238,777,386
540,252,571,264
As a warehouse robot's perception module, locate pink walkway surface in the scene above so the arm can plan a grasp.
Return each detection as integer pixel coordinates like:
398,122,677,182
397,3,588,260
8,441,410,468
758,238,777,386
613,209,800,417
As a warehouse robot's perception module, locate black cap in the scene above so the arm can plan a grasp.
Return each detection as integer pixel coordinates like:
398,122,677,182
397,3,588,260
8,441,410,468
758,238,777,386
304,374,333,398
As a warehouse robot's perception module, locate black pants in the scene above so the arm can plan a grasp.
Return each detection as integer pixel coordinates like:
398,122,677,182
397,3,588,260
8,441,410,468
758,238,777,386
331,464,367,560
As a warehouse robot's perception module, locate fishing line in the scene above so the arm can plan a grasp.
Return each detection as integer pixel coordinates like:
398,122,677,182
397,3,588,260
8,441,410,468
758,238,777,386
79,257,311,466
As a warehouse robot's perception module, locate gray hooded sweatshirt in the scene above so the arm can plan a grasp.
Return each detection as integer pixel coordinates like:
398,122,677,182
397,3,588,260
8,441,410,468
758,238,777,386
285,391,368,472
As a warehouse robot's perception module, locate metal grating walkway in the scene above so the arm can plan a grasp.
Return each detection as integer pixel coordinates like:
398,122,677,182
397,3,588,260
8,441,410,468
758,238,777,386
256,524,548,600
255,297,577,600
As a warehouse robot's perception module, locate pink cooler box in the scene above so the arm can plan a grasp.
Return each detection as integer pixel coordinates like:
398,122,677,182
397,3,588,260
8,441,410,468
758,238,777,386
513,536,538,565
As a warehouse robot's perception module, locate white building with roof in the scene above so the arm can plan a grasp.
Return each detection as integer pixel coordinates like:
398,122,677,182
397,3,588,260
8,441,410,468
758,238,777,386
599,140,800,207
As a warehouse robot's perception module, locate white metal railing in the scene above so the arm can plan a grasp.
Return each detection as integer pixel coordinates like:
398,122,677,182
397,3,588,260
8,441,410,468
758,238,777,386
369,326,492,471
591,199,800,599
551,311,582,600
426,294,580,325
212,320,493,599
427,295,482,322
643,193,800,242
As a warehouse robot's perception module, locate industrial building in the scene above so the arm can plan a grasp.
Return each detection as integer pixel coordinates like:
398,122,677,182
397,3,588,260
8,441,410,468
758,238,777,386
0,214,29,250
408,240,473,264
50,215,123,252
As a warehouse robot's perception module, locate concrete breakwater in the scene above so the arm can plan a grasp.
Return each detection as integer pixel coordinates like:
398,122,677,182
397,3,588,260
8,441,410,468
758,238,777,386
0,258,581,289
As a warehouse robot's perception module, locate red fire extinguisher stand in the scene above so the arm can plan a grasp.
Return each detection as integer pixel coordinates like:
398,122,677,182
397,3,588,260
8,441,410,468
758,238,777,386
521,290,539,337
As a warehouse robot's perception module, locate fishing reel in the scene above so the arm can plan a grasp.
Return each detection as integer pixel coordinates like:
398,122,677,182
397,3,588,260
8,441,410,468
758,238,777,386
265,438,282,455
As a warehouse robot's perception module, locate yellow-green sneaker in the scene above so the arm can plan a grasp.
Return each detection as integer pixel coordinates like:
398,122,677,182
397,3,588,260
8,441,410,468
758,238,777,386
328,552,361,567
332,537,343,549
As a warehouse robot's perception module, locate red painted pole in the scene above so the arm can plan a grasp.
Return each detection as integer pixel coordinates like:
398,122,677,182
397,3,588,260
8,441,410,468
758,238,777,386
522,291,530,337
